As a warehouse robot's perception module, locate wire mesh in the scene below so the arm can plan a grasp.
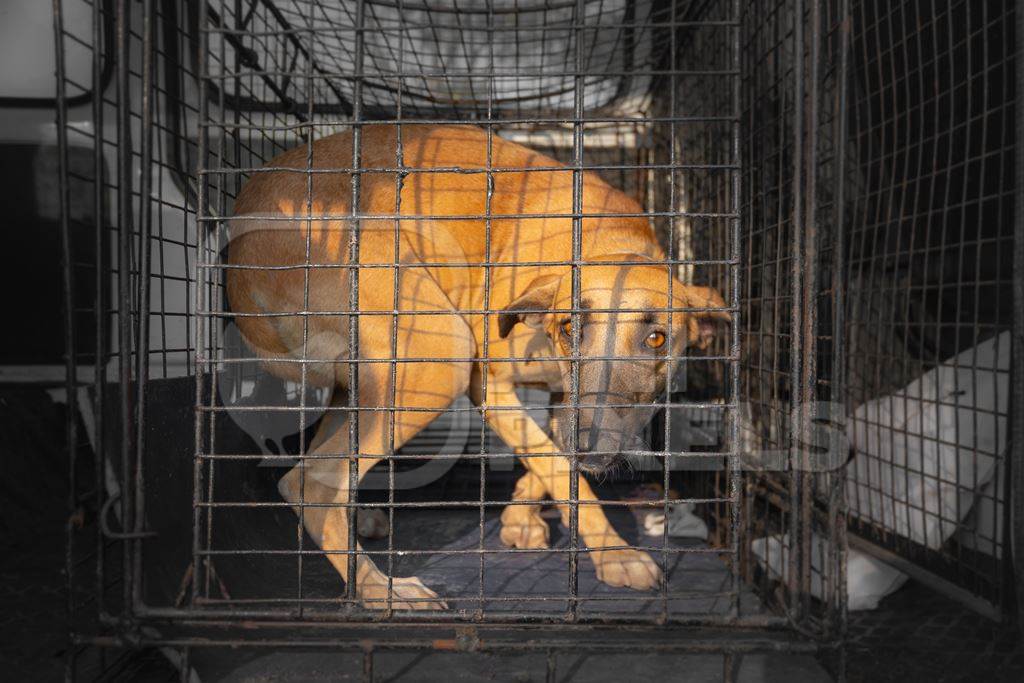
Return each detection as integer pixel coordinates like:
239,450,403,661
56,0,208,633
192,0,752,624
54,0,853,672
842,0,1017,615
686,0,850,633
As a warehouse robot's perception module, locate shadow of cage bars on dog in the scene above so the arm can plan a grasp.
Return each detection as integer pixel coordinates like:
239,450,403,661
52,0,1022,680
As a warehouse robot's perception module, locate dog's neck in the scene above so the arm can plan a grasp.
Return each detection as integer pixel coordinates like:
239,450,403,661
578,221,665,262
583,249,659,263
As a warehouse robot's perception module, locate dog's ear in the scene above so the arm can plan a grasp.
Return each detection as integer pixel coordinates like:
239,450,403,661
498,274,562,338
681,285,731,350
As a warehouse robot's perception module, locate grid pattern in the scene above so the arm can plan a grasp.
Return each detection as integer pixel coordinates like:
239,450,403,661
842,0,1016,614
207,0,660,117
56,0,207,635
193,0,752,623
55,0,850,675
687,0,849,632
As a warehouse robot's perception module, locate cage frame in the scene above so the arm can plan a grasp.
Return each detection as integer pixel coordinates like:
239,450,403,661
836,0,1021,623
65,0,1024,680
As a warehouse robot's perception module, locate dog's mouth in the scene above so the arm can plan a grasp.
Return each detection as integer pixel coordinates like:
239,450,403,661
551,431,625,475
577,455,620,476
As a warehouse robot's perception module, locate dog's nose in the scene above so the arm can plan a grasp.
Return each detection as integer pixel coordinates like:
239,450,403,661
573,445,595,471
573,428,594,455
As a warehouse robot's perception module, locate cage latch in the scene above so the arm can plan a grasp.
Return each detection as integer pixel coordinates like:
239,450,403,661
99,491,158,540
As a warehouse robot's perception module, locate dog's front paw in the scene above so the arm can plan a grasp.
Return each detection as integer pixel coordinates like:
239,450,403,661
499,504,550,549
591,548,662,590
359,572,448,610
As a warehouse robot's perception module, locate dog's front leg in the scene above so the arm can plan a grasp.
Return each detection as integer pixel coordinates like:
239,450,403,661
499,465,551,550
480,380,662,590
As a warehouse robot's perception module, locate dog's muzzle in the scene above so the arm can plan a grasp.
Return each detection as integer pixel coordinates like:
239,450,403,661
553,420,625,474
575,446,620,475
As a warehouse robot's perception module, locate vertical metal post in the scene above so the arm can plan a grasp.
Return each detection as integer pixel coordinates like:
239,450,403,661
478,0,496,620
567,0,586,622
115,0,136,616
729,0,743,620
787,0,806,612
347,0,367,603
92,0,108,618
203,0,231,602
830,0,851,648
797,0,823,622
385,0,408,616
723,653,740,682
1012,0,1024,636
362,648,374,683
52,0,78,623
661,0,680,622
296,0,318,617
132,0,155,610
191,0,210,608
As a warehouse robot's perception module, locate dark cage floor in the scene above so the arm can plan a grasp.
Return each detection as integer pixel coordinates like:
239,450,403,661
115,377,767,618
3,382,1021,681
52,378,838,681
37,377,1022,681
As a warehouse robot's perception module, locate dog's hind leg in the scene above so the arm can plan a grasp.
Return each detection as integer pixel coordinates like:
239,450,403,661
306,393,390,540
278,407,446,610
278,266,473,610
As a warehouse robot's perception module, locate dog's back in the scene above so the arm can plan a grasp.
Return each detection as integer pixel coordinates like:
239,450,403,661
226,125,660,385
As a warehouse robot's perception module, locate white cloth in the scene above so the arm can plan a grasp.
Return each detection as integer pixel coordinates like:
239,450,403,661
752,333,1011,611
751,533,908,611
957,458,1007,558
642,503,709,540
846,332,1010,550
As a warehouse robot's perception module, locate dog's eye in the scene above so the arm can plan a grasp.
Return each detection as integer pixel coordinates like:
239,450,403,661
559,320,572,337
645,331,666,349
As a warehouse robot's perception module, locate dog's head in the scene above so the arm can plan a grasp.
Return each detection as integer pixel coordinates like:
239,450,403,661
498,257,730,474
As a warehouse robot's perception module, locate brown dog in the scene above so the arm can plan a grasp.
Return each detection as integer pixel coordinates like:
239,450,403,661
226,125,729,608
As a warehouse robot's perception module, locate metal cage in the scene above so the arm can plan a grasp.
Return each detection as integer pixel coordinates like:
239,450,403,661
840,0,1019,621
50,0,1018,680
